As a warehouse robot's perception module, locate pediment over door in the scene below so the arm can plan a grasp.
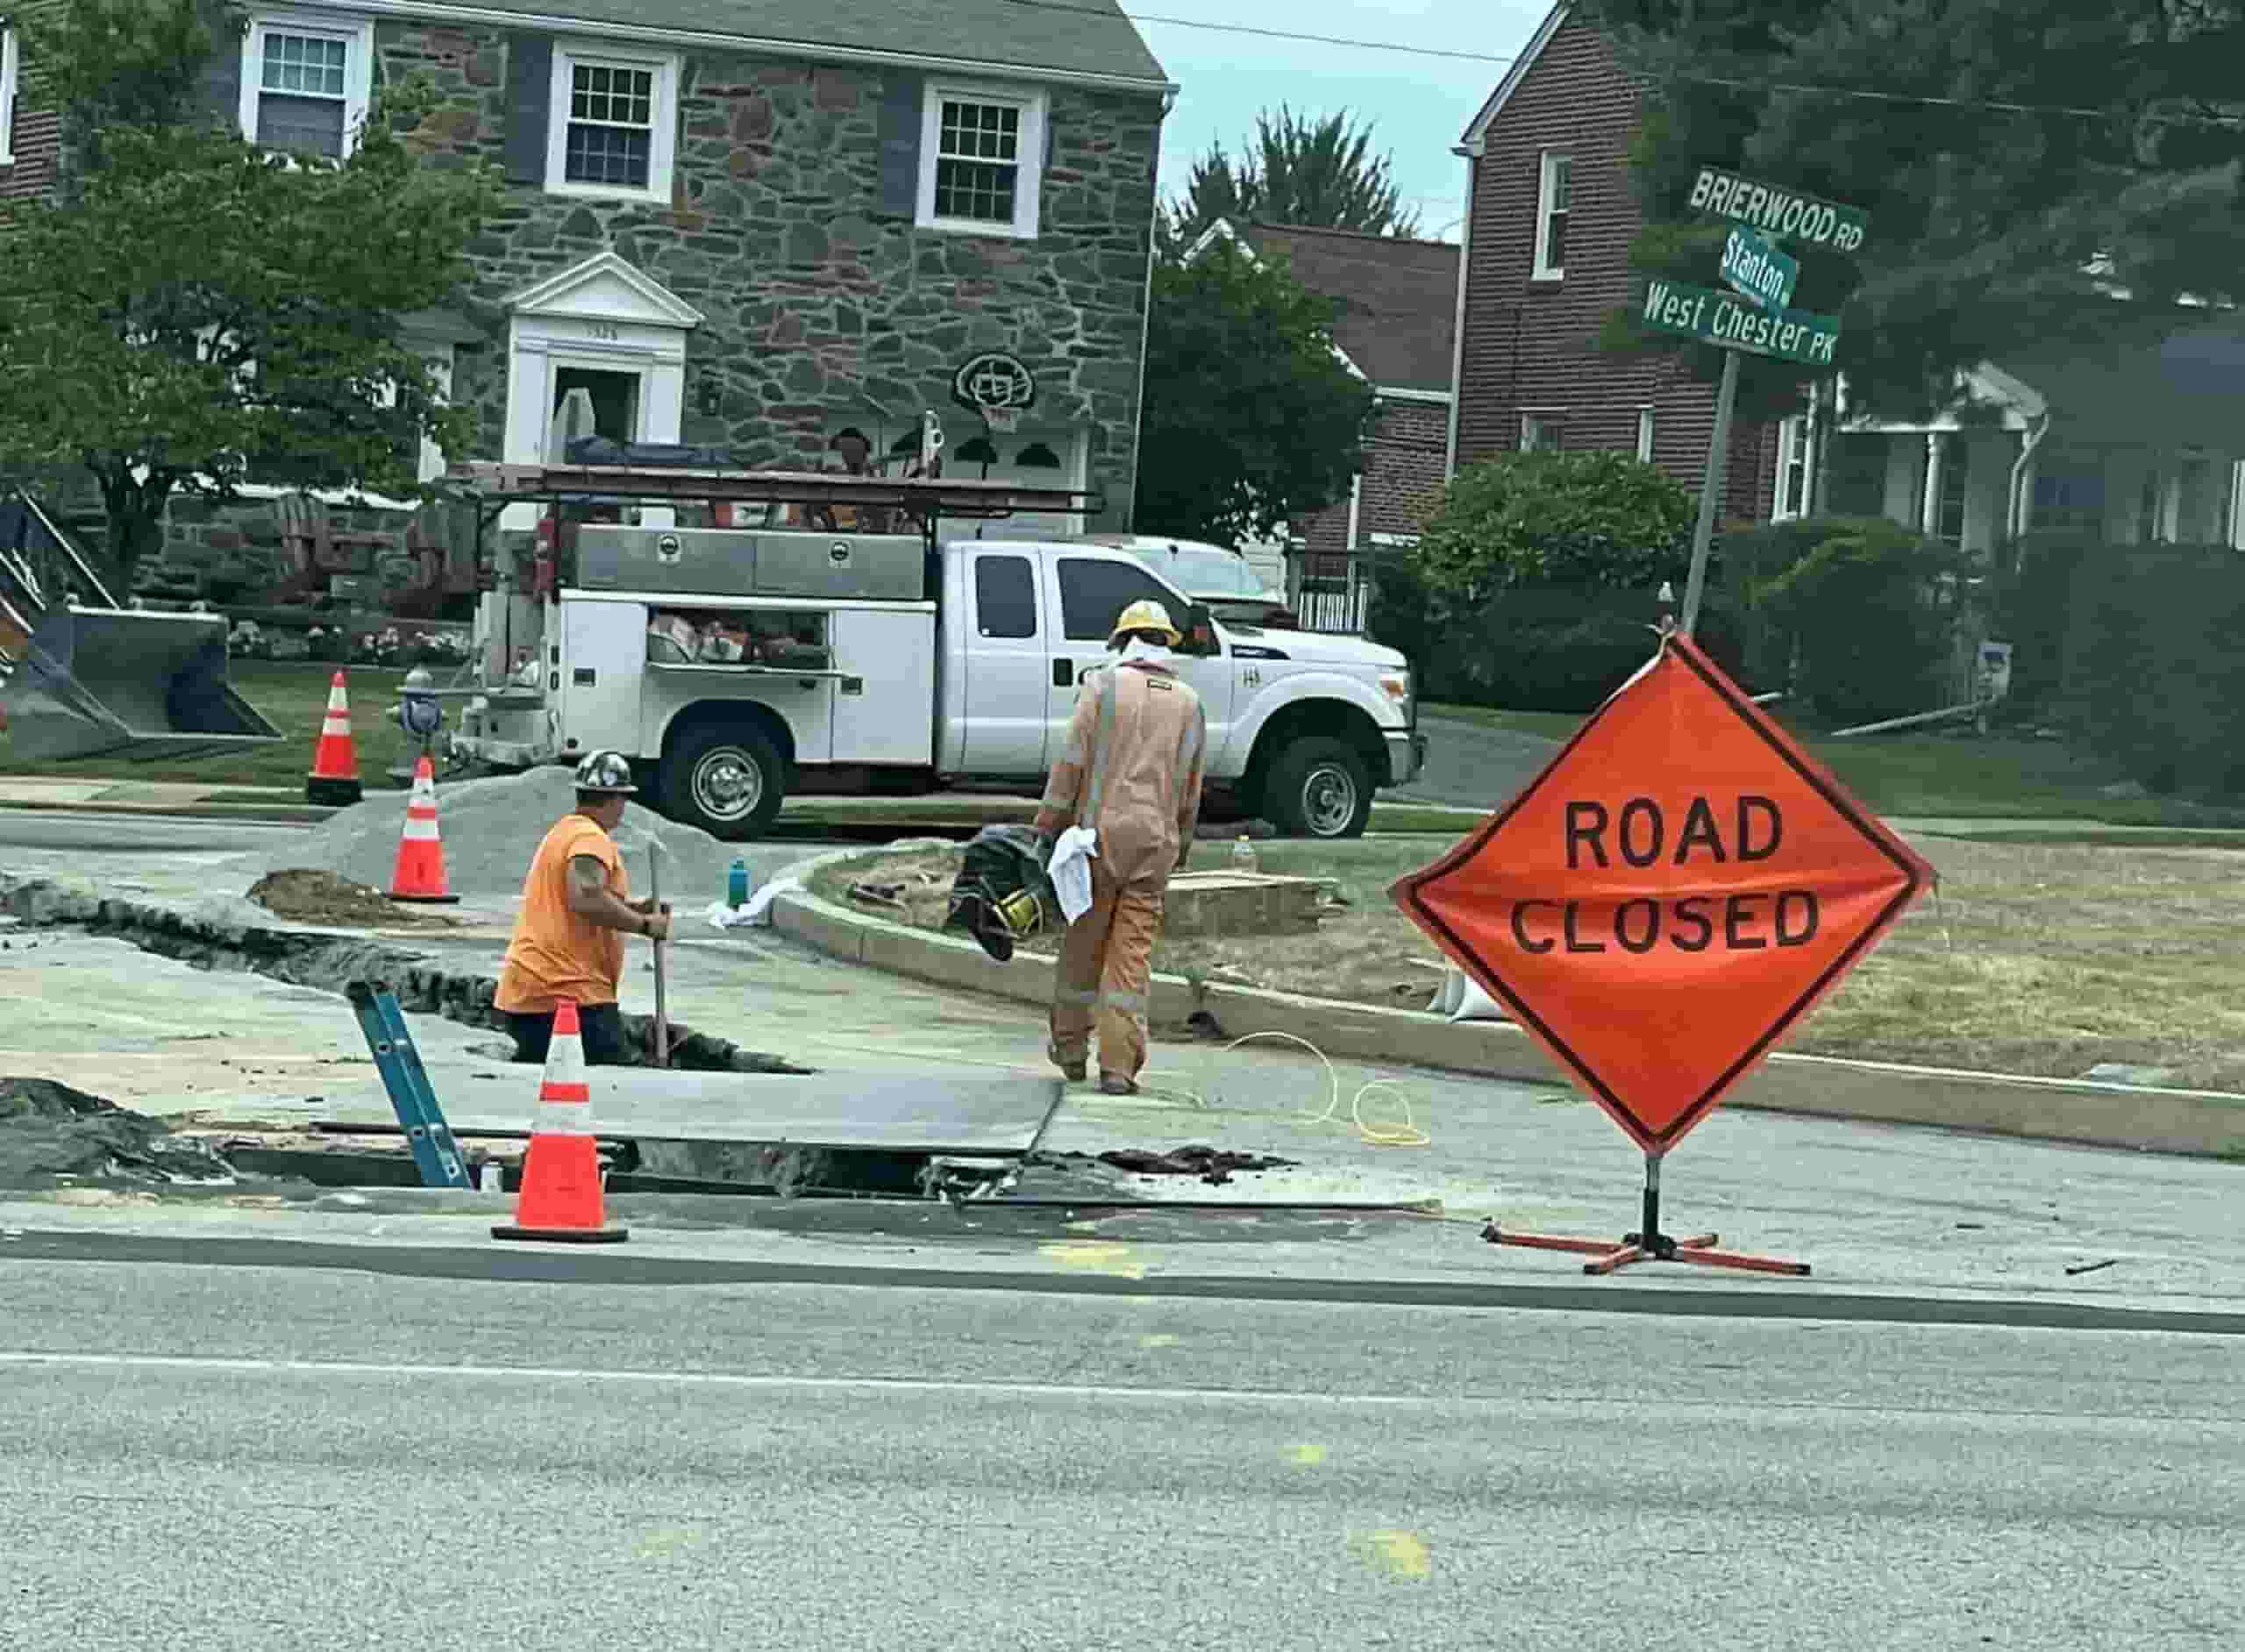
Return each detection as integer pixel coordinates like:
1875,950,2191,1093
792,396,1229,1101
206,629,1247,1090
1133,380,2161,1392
505,250,703,331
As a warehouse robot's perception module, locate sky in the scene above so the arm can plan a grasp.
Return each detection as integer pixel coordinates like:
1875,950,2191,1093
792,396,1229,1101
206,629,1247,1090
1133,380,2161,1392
1130,0,1557,243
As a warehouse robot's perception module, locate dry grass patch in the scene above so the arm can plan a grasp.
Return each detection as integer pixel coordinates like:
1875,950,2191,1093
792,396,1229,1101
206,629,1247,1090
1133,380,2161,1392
814,837,2245,1092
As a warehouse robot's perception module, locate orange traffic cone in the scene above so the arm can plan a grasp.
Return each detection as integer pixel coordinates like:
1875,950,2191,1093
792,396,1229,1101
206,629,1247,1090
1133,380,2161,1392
492,1000,627,1244
306,670,363,807
388,754,460,904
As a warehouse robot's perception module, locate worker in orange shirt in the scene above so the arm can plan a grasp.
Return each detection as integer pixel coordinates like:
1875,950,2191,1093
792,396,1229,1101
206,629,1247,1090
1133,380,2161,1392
495,750,671,1064
1035,599,1208,1095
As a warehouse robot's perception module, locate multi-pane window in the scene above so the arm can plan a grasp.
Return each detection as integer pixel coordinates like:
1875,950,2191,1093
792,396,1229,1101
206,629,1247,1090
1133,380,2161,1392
564,62,655,190
1934,433,1969,545
918,85,1044,237
257,32,350,157
934,99,1021,225
1535,153,1572,279
1776,415,1817,519
1521,413,1562,452
1,27,18,164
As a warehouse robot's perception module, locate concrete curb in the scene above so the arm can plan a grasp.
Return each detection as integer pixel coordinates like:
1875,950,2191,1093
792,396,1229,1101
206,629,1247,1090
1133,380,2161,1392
0,797,338,825
770,888,2245,1160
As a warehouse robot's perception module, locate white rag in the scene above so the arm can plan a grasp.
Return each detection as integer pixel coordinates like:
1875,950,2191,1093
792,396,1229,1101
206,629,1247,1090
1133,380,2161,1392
1046,825,1100,924
703,876,794,930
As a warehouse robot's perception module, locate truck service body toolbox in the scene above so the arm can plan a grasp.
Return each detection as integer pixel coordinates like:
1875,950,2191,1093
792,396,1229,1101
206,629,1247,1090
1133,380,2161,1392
447,460,1421,840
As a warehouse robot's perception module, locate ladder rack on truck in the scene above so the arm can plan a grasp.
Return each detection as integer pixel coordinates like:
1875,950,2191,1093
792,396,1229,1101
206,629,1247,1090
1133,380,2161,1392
441,454,1422,844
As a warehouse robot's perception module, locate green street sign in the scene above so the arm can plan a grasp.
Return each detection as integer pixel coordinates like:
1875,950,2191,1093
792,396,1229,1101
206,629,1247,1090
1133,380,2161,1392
1642,277,1841,367
1689,167,1869,254
1719,225,1797,311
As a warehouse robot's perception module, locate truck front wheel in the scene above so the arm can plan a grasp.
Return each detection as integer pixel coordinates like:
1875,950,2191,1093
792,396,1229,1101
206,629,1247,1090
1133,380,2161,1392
1264,737,1372,839
662,723,786,840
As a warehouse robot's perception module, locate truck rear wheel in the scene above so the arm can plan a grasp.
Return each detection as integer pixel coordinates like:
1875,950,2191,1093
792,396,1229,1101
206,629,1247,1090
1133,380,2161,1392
662,723,785,840
1265,737,1372,839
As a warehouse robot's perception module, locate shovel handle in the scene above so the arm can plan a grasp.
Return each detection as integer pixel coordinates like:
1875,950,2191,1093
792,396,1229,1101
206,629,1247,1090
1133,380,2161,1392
648,844,669,1066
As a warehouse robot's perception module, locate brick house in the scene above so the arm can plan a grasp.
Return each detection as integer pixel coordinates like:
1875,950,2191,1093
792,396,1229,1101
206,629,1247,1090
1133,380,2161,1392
0,0,1171,599
1447,2,1778,525
1451,1,2244,571
1187,219,1457,631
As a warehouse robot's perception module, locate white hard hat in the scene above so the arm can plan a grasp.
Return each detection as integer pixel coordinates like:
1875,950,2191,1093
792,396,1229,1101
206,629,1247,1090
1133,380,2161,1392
573,750,638,794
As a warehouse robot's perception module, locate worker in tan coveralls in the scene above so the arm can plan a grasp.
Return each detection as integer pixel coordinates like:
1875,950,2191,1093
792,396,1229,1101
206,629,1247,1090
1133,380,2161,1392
1035,598,1208,1095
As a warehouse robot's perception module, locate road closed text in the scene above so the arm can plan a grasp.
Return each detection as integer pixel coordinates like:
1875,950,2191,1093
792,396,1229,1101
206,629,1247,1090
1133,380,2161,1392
1504,795,1821,955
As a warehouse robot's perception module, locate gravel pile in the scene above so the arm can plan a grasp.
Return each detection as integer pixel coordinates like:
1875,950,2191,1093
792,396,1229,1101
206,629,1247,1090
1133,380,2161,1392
251,765,745,902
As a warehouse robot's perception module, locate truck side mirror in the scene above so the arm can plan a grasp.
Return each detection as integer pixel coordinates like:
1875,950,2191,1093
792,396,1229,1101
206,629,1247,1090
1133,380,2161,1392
1185,603,1217,656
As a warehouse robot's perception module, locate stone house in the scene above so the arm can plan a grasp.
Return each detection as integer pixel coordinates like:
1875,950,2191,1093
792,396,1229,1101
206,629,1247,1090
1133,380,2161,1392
1451,1,2245,563
1186,219,1457,633
0,0,1172,601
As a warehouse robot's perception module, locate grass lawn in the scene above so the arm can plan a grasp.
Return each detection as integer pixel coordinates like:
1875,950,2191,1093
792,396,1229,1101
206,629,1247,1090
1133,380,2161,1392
1427,701,2245,828
816,834,2245,1093
0,659,420,791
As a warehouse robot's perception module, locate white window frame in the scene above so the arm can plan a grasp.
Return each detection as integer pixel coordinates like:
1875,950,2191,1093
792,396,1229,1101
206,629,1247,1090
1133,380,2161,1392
1636,406,1655,463
239,12,375,161
916,81,1047,241
1531,150,1571,281
545,41,681,205
1,25,18,167
1775,413,1817,520
1521,412,1562,452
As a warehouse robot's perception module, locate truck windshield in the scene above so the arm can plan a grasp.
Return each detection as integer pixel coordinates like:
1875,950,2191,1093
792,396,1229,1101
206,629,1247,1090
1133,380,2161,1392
1132,547,1271,598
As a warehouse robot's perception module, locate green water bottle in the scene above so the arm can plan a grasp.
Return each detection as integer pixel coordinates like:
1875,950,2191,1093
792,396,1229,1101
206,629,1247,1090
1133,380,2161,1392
727,857,751,908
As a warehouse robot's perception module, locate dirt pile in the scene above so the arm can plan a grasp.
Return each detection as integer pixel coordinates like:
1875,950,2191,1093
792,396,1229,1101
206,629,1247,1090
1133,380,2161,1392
251,765,745,902
247,870,460,929
0,1077,236,1186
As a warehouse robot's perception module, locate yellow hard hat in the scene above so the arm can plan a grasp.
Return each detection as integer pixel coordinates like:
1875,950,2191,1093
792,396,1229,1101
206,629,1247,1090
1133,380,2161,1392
1108,598,1180,648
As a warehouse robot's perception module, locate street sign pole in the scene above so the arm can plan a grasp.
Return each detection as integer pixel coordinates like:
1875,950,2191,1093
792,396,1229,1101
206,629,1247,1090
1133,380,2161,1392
1680,350,1740,637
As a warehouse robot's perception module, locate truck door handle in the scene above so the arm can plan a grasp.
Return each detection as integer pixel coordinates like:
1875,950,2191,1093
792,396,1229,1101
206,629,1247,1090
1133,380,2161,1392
1052,659,1073,687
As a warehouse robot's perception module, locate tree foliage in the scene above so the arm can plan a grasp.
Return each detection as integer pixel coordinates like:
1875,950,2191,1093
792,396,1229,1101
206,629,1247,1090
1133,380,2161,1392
1168,106,1422,245
0,0,496,585
1133,240,1376,547
1577,0,2245,421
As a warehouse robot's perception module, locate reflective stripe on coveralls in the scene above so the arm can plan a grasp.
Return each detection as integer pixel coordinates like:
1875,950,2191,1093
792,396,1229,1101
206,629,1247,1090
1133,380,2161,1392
1044,664,1204,1079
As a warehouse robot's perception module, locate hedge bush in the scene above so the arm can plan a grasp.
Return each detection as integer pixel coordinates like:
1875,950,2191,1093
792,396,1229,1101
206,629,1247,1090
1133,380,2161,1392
1371,449,1708,712
1414,448,1695,606
2063,543,2245,794
1727,516,1971,725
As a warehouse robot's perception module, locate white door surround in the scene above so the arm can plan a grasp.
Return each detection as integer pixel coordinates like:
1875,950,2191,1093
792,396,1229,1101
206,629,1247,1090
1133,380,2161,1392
502,249,702,527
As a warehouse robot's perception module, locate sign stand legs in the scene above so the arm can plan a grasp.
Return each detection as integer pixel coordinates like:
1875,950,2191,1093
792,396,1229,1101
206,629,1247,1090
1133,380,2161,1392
1480,1150,1811,1278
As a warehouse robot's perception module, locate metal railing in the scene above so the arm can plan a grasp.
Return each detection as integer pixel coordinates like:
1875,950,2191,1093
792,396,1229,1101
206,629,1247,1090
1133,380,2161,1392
1285,548,1376,634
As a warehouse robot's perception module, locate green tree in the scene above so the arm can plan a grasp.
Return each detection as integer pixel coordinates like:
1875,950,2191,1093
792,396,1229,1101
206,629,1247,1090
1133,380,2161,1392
1577,0,2245,420
0,0,496,587
1134,239,1376,547
1168,106,1422,243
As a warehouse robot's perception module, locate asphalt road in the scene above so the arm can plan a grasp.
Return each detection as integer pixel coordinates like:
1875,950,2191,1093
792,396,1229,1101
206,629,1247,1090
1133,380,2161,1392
1397,715,1561,812
5,1250,2239,1650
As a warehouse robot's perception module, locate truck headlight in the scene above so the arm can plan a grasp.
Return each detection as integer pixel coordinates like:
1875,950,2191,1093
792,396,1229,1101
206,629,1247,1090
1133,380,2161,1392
1379,672,1412,720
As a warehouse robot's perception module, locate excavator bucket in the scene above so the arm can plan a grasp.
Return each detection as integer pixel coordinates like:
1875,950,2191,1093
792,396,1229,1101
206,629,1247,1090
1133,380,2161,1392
0,607,282,764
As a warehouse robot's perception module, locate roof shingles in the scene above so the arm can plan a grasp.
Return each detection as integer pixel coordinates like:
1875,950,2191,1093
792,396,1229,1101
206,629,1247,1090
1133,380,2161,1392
1240,224,1458,394
409,0,1168,87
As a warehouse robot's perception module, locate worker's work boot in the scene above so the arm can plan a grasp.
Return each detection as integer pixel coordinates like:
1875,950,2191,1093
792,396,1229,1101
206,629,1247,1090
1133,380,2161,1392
1098,1073,1138,1097
1048,1044,1087,1084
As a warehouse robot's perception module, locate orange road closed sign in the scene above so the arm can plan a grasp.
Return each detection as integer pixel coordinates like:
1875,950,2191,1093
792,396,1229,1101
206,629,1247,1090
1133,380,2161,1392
1393,633,1935,1154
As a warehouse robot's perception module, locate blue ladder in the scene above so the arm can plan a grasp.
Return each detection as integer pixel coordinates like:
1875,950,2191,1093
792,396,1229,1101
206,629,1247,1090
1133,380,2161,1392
346,980,474,1190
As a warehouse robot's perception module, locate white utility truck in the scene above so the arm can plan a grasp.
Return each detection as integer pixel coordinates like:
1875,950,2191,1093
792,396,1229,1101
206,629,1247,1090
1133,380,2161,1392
447,458,1422,840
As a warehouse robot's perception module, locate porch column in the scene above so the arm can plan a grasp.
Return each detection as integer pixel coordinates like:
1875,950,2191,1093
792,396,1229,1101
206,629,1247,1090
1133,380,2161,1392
1920,433,1943,535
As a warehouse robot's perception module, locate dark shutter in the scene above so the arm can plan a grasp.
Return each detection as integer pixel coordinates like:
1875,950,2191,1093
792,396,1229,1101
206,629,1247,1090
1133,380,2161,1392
503,34,553,186
877,72,923,217
197,15,246,135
